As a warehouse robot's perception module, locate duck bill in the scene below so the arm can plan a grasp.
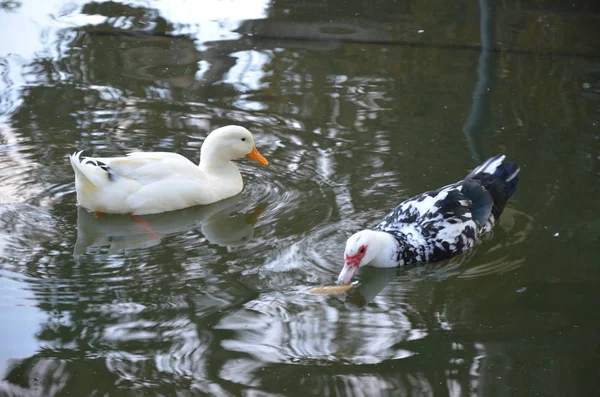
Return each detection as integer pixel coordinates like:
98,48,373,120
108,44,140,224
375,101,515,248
245,203,267,225
245,146,269,166
337,264,357,285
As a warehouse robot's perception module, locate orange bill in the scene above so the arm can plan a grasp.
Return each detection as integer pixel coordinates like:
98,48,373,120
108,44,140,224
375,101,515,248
245,146,269,166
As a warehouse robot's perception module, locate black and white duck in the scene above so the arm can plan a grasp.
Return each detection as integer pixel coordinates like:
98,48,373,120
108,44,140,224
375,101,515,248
337,154,520,284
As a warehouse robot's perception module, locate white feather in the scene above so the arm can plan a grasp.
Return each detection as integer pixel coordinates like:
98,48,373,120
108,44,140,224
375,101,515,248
505,167,520,182
470,154,506,176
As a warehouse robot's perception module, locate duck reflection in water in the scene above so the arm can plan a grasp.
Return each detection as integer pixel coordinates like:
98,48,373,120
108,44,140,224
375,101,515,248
343,267,398,310
342,249,477,311
74,194,266,255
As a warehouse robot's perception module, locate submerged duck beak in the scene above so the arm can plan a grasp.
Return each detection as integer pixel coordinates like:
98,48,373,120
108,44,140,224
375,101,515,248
246,146,269,166
337,263,357,285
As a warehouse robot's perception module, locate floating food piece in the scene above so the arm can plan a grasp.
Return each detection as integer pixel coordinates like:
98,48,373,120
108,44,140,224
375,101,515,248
307,284,353,295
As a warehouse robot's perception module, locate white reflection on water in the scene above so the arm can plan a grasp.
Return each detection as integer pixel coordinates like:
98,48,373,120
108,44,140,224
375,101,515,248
217,289,419,365
74,194,266,254
154,0,268,40
0,273,45,375
0,126,44,204
0,0,269,57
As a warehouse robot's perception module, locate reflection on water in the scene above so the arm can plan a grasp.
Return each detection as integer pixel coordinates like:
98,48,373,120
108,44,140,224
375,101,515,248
214,206,534,372
1,0,600,395
74,195,267,254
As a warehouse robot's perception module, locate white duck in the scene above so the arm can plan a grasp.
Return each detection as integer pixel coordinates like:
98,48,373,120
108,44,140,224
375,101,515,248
69,125,268,215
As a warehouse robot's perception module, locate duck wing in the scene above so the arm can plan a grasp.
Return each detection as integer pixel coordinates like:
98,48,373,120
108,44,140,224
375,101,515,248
375,182,471,231
376,183,489,263
377,153,520,234
92,152,200,184
453,180,493,226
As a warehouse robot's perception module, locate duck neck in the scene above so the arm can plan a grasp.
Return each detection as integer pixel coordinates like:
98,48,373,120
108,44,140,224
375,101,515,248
366,230,402,268
199,148,239,175
388,232,428,266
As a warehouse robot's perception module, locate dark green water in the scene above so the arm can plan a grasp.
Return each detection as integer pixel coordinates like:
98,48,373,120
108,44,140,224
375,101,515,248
1,0,599,396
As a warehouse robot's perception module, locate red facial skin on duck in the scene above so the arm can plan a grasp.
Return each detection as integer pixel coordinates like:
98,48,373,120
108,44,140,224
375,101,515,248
344,245,367,266
338,245,367,285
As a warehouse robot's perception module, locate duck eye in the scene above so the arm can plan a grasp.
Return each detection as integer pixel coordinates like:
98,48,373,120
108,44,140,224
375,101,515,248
241,138,246,141
359,247,365,253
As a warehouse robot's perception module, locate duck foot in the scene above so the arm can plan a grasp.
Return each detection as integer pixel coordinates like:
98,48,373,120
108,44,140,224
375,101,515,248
131,215,160,239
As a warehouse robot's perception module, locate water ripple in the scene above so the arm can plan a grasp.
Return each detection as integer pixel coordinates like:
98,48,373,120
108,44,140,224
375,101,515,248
1,0,585,394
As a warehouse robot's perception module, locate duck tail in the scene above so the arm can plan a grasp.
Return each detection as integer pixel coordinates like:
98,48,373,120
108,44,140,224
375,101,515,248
493,160,520,198
467,154,520,198
68,151,107,189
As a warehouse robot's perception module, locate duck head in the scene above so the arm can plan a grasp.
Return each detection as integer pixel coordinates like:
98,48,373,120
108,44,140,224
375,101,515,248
201,125,269,166
337,229,396,284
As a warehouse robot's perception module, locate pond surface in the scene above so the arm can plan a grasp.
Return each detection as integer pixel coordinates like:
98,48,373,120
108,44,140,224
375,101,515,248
1,0,599,395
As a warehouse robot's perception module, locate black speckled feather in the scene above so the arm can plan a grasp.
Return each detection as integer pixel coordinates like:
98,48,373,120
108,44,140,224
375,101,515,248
82,158,114,181
375,154,519,266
